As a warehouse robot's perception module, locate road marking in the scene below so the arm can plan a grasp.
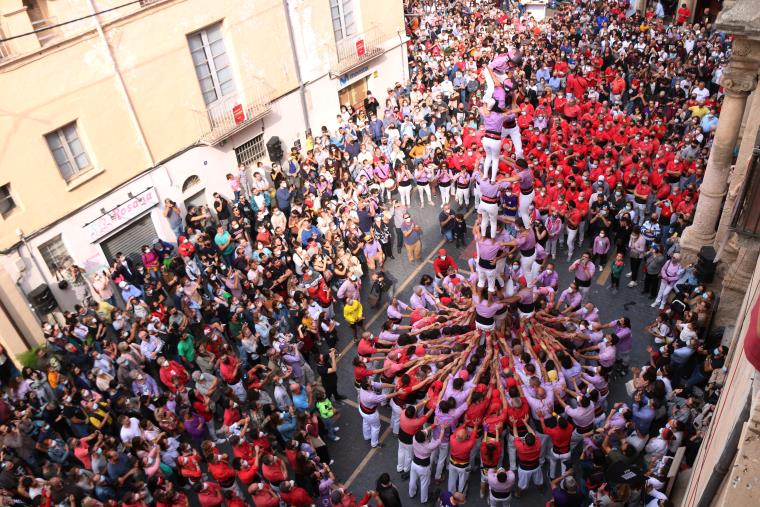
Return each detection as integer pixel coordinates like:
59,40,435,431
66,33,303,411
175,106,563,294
596,266,611,286
341,398,392,423
344,425,393,488
337,208,475,362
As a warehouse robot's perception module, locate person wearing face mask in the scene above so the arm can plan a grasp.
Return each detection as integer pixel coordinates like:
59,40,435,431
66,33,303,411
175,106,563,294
591,230,610,272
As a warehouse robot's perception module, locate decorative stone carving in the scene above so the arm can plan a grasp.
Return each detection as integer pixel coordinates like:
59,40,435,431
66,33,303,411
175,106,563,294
720,67,759,95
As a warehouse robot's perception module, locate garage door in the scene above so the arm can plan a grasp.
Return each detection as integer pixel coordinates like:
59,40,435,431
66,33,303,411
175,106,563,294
100,213,158,266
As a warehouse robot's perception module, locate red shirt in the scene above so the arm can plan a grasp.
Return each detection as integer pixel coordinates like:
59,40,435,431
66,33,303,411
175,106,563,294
449,428,478,462
208,459,236,486
280,487,313,507
545,423,574,454
219,355,240,384
237,463,259,485
261,459,287,483
197,483,223,507
159,361,189,393
514,436,542,465
433,255,458,276
251,486,280,507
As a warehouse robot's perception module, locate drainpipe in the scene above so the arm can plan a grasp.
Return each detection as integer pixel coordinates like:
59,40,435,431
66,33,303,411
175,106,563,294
85,0,155,167
694,389,752,507
282,0,311,134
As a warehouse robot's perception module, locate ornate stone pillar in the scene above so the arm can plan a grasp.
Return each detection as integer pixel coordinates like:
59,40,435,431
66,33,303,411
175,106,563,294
680,38,760,263
715,241,760,327
715,89,760,258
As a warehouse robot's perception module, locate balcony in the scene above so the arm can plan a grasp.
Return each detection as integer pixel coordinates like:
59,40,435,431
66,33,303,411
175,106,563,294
30,17,62,46
194,88,273,146
330,25,385,78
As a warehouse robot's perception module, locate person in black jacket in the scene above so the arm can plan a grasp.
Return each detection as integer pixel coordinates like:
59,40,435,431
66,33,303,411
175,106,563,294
110,252,142,288
376,473,402,507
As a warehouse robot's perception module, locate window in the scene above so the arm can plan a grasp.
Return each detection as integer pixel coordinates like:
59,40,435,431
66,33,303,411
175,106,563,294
39,235,72,277
330,0,356,42
0,184,16,218
188,23,235,105
234,133,266,167
45,122,91,181
182,175,201,193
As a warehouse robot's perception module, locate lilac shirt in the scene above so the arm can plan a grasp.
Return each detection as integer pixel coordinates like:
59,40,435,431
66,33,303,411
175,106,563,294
476,172,511,199
536,270,558,288
558,288,582,309
592,236,610,255
475,298,504,318
477,238,502,261
572,260,596,281
359,382,389,409
387,301,409,320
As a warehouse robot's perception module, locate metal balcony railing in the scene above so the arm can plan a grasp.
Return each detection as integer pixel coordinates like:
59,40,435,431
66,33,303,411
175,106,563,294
0,42,11,61
194,88,273,145
30,17,63,47
330,25,385,77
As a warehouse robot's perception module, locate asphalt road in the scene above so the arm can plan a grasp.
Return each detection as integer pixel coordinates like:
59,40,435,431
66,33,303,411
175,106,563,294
322,195,660,506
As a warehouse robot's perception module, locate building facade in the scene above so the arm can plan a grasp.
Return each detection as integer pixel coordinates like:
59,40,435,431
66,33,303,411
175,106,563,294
0,0,408,358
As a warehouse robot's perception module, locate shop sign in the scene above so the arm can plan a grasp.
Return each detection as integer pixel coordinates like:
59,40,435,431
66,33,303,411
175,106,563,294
85,187,159,242
338,65,370,86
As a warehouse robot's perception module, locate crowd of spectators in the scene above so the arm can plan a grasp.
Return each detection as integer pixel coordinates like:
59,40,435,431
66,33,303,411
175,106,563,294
0,0,733,506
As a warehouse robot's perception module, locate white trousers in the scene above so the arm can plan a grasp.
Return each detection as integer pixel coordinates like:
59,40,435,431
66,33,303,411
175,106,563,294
397,441,412,473
360,409,381,447
547,233,560,257
482,137,503,181
455,187,470,206
519,252,537,284
409,461,432,503
518,189,534,226
417,184,433,207
434,441,450,480
548,448,570,479
516,466,544,490
477,265,497,293
398,184,412,207
502,124,523,160
439,183,451,205
390,400,402,435
478,201,499,237
566,227,578,258
655,281,675,306
447,462,470,493
489,492,512,507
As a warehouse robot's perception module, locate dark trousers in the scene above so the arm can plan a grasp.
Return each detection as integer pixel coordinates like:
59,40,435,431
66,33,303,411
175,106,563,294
643,273,659,298
394,227,404,254
381,241,394,259
630,257,642,282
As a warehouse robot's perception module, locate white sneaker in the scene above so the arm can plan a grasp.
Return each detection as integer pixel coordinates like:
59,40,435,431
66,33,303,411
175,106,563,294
332,436,341,441
333,426,340,432
599,265,604,272
627,281,638,288
626,272,632,278
650,300,660,308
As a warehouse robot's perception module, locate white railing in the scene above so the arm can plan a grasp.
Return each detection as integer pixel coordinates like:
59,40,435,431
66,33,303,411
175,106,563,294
30,17,61,47
0,42,11,61
195,88,273,145
331,25,385,76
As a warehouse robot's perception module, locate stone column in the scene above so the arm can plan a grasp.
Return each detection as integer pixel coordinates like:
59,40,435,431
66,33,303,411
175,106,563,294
715,242,760,327
715,89,760,257
680,38,760,263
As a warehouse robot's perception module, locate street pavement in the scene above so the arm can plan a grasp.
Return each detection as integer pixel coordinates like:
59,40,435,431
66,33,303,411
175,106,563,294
323,195,660,505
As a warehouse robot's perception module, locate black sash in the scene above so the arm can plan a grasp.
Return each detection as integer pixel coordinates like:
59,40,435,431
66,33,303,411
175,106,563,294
476,314,495,326
518,301,535,313
399,429,413,445
574,276,591,288
413,456,431,466
478,257,497,269
520,246,535,257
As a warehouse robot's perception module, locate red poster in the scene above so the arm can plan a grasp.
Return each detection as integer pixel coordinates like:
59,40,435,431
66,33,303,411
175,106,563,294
233,104,245,124
356,39,365,57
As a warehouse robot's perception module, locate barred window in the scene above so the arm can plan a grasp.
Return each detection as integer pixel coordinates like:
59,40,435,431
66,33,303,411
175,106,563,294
234,134,266,167
39,235,72,277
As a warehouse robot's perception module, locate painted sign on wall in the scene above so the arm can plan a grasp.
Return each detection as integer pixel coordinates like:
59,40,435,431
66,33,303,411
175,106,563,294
84,187,159,242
